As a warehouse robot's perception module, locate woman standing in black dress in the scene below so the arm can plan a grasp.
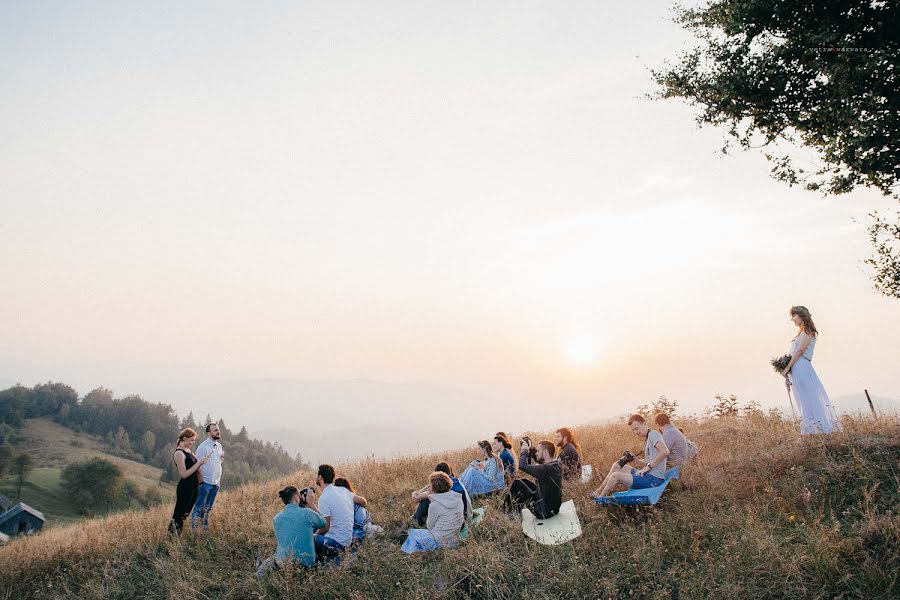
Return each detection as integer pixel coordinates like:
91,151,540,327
169,427,209,534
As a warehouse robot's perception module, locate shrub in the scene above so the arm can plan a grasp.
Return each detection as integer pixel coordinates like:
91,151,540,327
61,457,131,516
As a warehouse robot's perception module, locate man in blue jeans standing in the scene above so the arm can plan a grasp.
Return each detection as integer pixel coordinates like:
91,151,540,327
192,422,224,528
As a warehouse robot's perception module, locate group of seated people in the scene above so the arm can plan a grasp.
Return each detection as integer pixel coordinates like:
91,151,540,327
257,415,697,572
454,429,584,497
402,428,586,552
257,464,378,575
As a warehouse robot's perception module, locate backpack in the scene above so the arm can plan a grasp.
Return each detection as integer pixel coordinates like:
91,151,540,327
685,438,700,459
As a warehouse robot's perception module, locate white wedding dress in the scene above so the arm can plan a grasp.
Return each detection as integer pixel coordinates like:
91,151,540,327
788,335,843,435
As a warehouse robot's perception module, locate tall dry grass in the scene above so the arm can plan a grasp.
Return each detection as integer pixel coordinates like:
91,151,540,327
1,414,898,599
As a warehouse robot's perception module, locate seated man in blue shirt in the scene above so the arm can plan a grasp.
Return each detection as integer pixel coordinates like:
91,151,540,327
256,485,326,577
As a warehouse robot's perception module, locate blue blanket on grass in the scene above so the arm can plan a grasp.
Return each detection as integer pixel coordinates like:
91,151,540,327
594,466,680,506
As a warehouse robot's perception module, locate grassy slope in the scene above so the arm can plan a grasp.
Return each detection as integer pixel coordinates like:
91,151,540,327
0,419,174,524
1,415,898,599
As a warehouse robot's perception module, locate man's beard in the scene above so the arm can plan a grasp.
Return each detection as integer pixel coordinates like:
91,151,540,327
212,433,221,440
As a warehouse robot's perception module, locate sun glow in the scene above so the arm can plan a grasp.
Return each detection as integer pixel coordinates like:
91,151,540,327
562,335,600,366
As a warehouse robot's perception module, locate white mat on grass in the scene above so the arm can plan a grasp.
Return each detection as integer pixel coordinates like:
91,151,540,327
521,500,582,545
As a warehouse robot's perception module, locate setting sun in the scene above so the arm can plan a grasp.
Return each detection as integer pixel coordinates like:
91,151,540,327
562,335,601,366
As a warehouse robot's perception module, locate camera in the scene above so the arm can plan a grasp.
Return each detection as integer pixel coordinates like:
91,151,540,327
298,487,314,506
617,449,636,468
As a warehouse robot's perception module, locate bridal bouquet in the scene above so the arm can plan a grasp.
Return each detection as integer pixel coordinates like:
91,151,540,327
771,355,791,376
773,355,796,416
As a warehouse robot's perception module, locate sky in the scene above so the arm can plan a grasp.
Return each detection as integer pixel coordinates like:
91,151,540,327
1,2,898,456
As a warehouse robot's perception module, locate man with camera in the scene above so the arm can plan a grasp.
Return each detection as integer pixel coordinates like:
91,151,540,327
256,485,326,577
591,414,670,498
502,436,563,519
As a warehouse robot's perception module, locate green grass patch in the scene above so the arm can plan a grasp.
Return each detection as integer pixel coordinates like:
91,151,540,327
0,467,82,524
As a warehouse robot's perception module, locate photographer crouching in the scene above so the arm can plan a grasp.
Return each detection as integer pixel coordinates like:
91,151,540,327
501,436,563,519
591,414,670,498
256,485,325,577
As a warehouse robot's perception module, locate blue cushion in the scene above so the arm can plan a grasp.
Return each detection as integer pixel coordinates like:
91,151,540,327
594,466,679,506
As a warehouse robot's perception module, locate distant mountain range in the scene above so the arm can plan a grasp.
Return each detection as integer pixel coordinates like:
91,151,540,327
255,424,476,465
114,378,900,465
153,378,522,464
832,393,900,416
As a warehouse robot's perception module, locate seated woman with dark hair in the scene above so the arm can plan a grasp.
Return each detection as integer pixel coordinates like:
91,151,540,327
459,440,506,497
411,462,472,526
402,472,464,554
334,477,375,542
256,485,326,577
493,432,517,480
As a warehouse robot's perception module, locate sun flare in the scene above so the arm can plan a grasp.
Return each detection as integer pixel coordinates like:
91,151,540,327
562,335,600,366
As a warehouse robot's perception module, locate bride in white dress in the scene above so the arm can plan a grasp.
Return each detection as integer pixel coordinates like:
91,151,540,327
781,306,843,435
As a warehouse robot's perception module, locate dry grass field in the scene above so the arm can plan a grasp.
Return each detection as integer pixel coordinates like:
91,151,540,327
1,413,897,599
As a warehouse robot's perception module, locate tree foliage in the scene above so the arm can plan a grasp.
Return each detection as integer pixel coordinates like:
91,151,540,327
652,395,679,418
61,457,133,515
653,0,900,296
0,445,12,478
0,382,309,489
711,393,741,418
742,399,765,418
13,451,33,499
865,208,900,297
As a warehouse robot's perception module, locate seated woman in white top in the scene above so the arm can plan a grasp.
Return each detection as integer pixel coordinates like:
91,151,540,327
402,472,463,554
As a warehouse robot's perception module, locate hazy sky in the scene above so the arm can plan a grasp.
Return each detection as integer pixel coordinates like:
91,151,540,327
1,2,898,437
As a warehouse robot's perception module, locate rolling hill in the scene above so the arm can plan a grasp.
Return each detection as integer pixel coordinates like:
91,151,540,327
1,413,898,599
0,418,174,524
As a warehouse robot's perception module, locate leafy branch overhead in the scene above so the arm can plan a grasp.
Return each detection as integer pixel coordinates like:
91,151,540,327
865,208,900,298
652,0,900,296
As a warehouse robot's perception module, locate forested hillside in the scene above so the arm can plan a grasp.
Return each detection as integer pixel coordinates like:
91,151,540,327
0,382,309,488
